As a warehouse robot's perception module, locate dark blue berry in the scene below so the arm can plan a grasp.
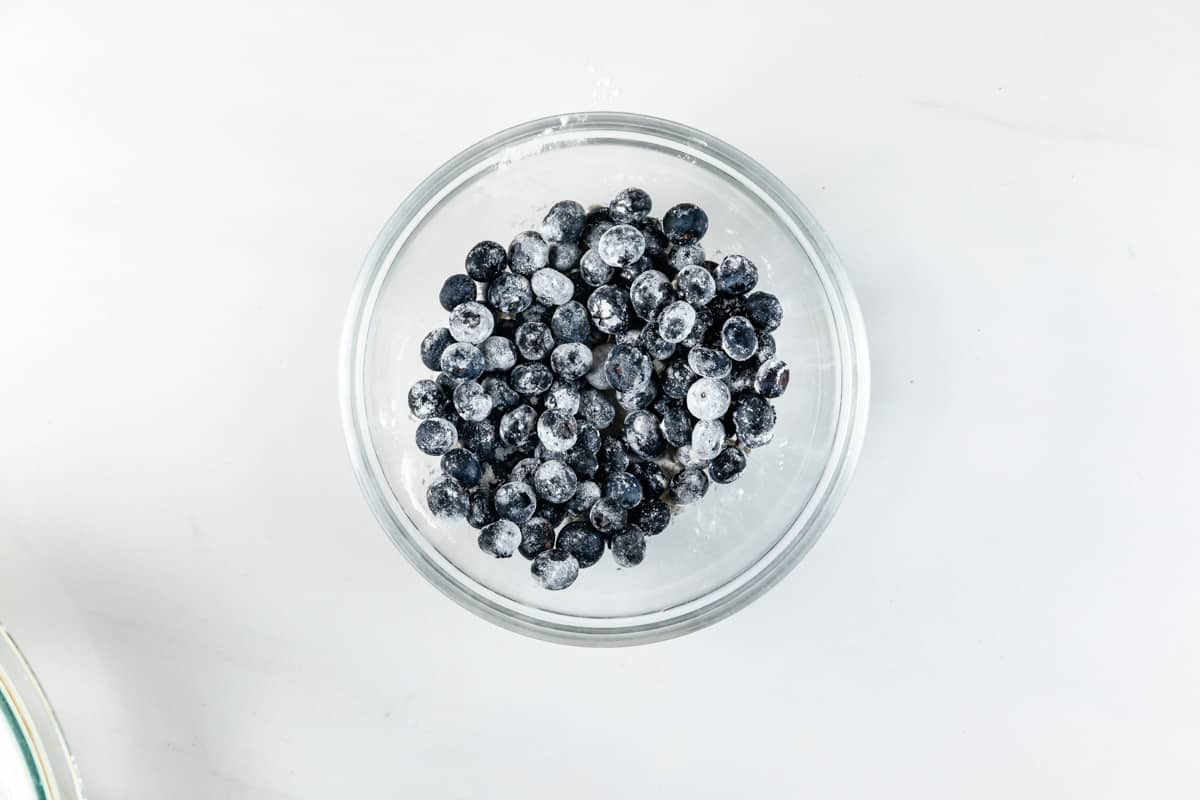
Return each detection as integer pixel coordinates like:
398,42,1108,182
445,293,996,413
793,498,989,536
531,548,580,589
439,274,477,311
465,240,507,281
467,487,499,529
576,420,601,453
732,395,777,448
659,403,693,448
494,481,537,523
498,405,537,447
439,342,485,380
587,285,632,334
478,519,521,557
680,306,714,349
536,409,578,453
582,208,615,250
550,343,592,380
510,363,553,395
427,476,468,518
440,448,482,486
518,517,555,559
486,273,533,315
604,343,653,393
629,269,675,320
631,498,670,535
515,321,554,361
714,254,758,296
481,377,519,413
674,263,716,305
578,388,616,428
637,325,675,360
415,417,457,455
579,248,614,286
604,472,643,509
538,502,568,527
720,316,759,362
623,409,665,459
598,435,630,474
508,231,550,275
668,243,706,271
533,459,578,503
663,203,709,244
566,480,601,514
755,359,790,398
616,378,658,411
541,200,586,243
661,357,697,399
687,346,732,378
550,300,591,343
709,446,747,484
610,528,646,567
743,291,783,331
597,224,646,268
420,328,455,371
729,362,758,396
562,443,599,480
459,419,498,460
408,379,446,419
609,188,652,224
638,217,670,258
756,331,777,362
589,497,627,535
629,461,669,499
549,242,582,271
556,521,605,568
670,468,709,504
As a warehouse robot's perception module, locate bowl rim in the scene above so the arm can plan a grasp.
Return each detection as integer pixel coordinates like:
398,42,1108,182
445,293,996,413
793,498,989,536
340,111,870,646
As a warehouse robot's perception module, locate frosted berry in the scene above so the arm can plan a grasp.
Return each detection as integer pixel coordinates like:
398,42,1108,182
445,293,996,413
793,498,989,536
604,343,653,393
587,285,632,334
661,357,697,399
465,241,507,281
548,242,581,271
427,476,468,518
585,343,613,389
494,481,537,523
709,446,747,484
659,403,693,447
720,316,759,362
609,187,652,224
515,321,554,361
687,346,732,379
674,264,716,306
603,472,643,510
486,273,533,315
632,498,670,535
452,380,493,421
480,336,517,372
459,419,498,460
439,341,486,380
579,388,616,428
550,300,590,343
597,224,646,268
531,268,575,306
541,200,586,244
508,231,550,275
589,497,627,535
533,458,578,503
686,377,731,420
732,395,777,448
531,548,580,589
597,436,630,474
714,254,758,296
467,487,499,529
549,343,593,380
624,409,665,459
690,418,725,461
629,460,669,498
579,248,614,286
536,409,578,453
556,521,605,568
670,468,709,504
566,480,601,515
668,243,706,272
478,519,521,557
421,328,455,371
439,274,476,311
610,529,646,568
657,301,697,343
743,291,783,332
510,363,553,395
755,359,790,398
481,377,519,413
629,269,675,320
519,517,555,559
663,203,709,244
544,380,581,415
408,379,445,419
415,417,457,455
498,405,537,447
638,325,676,360
441,448,482,486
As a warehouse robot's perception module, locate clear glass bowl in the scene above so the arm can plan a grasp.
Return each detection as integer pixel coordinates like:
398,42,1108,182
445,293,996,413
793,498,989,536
340,112,869,645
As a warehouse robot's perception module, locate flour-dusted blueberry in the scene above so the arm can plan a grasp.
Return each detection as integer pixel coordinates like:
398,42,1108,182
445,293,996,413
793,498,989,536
587,285,632,334
408,379,446,419
531,548,580,589
691,418,726,461
563,442,599,480
519,301,553,326
440,448,482,487
548,242,581,271
536,408,578,453
675,264,716,306
624,409,665,459
566,480,601,515
663,203,709,244
755,359,790,398
680,306,714,349
439,274,477,312
634,325,674,360
582,208,615,251
545,343,589,381
589,497,627,535
618,255,652,283
531,268,575,306
415,417,457,455
609,187,652,224
603,342,653,393
657,300,697,344
575,390,613,431
499,405,538,447
466,487,499,529
743,290,783,331
686,346,731,379
478,519,521,557
542,200,586,244
585,342,613,389
709,446,747,484
668,243,706,272
508,231,550,275
604,472,643,510
598,435,630,474
475,337,513,374
465,240,507,282
549,300,590,343
670,468,709,504
426,475,469,520
729,362,758,396
518,517,555,560
611,528,646,567
720,316,759,362
435,372,461,396
686,377,732,420
616,378,658,411
539,503,568,527
481,376,519,412
708,292,745,322
632,499,669,536
557,520,605,568
714,254,758,296
510,457,542,486
544,379,581,415
629,460,669,499
597,224,646,268
515,321,554,361
421,328,455,371
629,269,676,320
639,217,671,260
533,458,578,503
579,248,614,287
459,419,498,460
486,272,533,315
732,395,777,449
659,403,693,448
494,481,537,523
756,331,777,363
674,445,710,470
451,380,492,422
661,357,697,399
510,363,553,395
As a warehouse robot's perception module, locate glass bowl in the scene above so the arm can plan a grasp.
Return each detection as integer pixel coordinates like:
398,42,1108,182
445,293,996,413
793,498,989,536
340,112,869,646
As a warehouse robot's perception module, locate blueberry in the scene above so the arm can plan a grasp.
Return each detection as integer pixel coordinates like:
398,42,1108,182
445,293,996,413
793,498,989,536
465,241,507,282
478,519,521,557
714,254,758,296
426,475,468,518
597,224,646,268
548,242,581,271
556,521,605,568
633,325,673,361
466,487,499,528
510,363,554,395
439,274,477,311
624,409,665,459
481,376,519,412
577,421,602,453
420,328,455,371
415,417,457,455
587,285,632,334
550,300,591,343
708,293,745,322
452,380,493,421
476,337,514,374
743,291,782,332
657,300,697,344
638,217,670,259
675,264,716,306
668,243,706,272
629,269,675,320
538,503,568,527
610,528,646,567
566,480,601,514
440,448,482,486
562,443,599,480
663,203,709,244
729,362,758,396
499,405,537,447
629,460,669,499
690,418,726,461
686,377,732,420
517,517,555,560
579,248,614,286
680,306,714,349
603,343,653,393
519,301,553,326
720,316,759,362
541,200,586,244
618,255,652,283
755,359,790,398
732,395,777,449
616,378,658,412
459,419,498,459
585,343,613,389
756,331,777,363
598,435,630,474
661,358,697,399
582,209,615,251
549,342,593,380
536,409,578,453
494,481,537,523
531,268,575,306
533,458,578,503
604,472,643,510
609,187,652,224
687,346,732,379
631,498,670,535
531,548,580,589
408,379,446,419
510,457,541,485
708,446,747,484
508,231,550,276
589,497,627,535
486,273,533,315
659,403,693,448
515,321,554,361
544,379,581,415
670,468,709,504
674,444,710,470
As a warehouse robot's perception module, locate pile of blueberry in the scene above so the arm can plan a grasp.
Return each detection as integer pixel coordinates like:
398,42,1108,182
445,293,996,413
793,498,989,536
408,188,789,590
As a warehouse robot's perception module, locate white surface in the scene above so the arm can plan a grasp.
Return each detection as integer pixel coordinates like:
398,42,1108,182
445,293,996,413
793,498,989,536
1,1,1198,797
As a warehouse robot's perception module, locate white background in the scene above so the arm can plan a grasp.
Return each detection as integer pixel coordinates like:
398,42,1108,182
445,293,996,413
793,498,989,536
2,1,1199,797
